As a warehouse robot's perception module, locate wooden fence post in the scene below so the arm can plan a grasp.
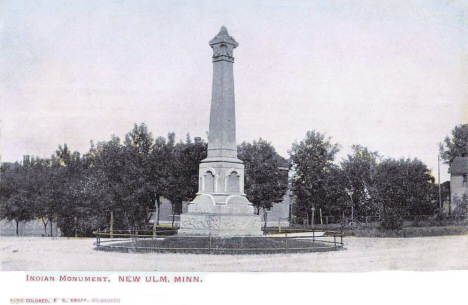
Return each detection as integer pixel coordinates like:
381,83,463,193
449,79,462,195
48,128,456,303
285,233,288,252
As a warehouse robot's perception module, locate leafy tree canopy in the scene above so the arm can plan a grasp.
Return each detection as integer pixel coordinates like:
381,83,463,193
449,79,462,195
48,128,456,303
340,145,380,217
440,124,468,165
289,131,340,219
238,138,289,214
373,158,437,230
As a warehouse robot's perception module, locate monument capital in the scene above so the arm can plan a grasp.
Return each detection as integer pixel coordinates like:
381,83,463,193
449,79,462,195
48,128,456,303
209,26,238,62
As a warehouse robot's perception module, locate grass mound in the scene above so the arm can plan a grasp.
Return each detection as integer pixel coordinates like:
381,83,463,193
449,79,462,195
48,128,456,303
97,236,342,254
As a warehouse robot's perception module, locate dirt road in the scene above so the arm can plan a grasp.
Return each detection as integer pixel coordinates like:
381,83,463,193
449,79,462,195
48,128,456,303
1,235,467,271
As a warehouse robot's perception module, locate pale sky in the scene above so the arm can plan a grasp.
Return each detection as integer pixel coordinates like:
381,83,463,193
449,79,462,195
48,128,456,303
1,0,467,182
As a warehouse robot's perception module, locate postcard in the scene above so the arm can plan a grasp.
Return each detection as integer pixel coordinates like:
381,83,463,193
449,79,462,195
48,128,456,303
0,0,467,304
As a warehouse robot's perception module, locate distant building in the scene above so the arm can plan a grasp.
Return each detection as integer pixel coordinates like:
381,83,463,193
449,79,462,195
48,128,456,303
440,181,451,214
148,198,177,226
449,157,468,213
262,190,292,227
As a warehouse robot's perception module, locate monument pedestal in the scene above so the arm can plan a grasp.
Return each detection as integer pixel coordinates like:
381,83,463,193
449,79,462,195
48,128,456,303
178,158,263,236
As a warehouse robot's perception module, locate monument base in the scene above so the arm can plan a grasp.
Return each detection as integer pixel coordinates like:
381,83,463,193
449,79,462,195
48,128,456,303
178,213,263,237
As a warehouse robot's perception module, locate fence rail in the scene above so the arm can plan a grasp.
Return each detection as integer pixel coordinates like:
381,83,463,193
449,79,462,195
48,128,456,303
94,228,345,254
290,214,468,226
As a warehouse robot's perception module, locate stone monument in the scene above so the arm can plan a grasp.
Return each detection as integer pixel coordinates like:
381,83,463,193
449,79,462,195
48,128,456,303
178,27,262,236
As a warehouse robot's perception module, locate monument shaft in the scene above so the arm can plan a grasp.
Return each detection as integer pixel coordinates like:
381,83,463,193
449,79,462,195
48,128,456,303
208,56,237,159
178,27,262,237
206,26,240,161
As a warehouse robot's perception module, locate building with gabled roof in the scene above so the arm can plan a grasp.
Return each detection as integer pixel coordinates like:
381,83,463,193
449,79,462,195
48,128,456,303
449,157,468,213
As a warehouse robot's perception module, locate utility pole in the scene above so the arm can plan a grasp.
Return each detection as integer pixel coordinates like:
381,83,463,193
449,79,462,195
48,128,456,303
0,119,2,183
438,153,442,210
74,216,77,238
311,206,315,229
345,188,354,225
110,211,114,238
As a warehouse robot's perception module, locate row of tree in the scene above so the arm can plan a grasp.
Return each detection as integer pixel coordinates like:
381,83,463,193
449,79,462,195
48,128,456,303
290,123,468,229
0,124,288,236
290,132,439,229
1,123,465,234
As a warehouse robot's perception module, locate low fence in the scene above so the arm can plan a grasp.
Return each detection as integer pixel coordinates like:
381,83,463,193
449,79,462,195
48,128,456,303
291,215,380,226
291,214,468,227
93,228,345,254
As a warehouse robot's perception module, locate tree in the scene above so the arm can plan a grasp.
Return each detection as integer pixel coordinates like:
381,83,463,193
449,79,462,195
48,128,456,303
29,157,52,236
0,163,17,218
0,156,49,235
440,124,468,165
165,135,207,227
0,159,36,235
122,123,156,228
238,139,289,215
54,144,91,236
289,131,340,223
92,136,129,231
373,158,437,230
340,145,380,219
150,132,176,226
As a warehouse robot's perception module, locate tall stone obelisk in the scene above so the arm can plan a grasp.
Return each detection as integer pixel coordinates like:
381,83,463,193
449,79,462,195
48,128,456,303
179,27,262,236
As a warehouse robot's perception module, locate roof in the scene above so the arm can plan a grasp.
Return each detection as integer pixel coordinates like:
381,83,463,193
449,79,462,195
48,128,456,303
275,154,290,171
449,157,468,175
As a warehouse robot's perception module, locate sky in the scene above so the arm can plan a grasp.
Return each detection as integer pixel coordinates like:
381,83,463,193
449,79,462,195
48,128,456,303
1,0,467,182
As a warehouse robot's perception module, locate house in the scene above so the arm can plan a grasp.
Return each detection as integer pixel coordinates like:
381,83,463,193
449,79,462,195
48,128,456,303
449,157,468,214
262,190,292,227
440,181,451,214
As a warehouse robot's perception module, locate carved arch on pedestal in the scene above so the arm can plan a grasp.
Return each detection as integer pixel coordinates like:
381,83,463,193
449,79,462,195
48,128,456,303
225,168,241,193
202,168,218,193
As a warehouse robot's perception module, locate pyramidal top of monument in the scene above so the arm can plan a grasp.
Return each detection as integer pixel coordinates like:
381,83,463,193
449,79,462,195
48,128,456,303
209,26,239,47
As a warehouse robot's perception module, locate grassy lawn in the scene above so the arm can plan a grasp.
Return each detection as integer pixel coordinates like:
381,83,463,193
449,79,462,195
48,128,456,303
343,225,468,237
276,222,468,238
98,235,340,254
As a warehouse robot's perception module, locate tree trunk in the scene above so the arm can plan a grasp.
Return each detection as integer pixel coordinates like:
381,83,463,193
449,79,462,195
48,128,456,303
156,197,161,226
157,205,161,226
110,212,114,239
16,220,19,236
172,211,175,229
49,217,53,237
123,212,130,230
170,201,176,229
41,217,49,236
